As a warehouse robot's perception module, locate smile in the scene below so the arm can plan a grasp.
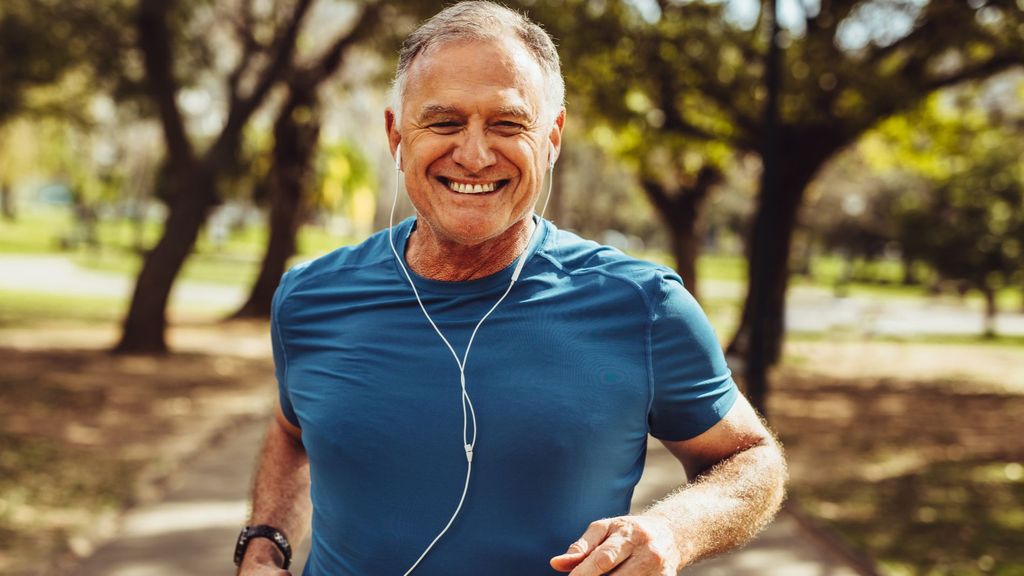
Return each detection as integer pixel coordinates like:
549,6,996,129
439,177,509,195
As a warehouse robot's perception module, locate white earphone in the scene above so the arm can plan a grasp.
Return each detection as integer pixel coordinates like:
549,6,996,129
386,144,555,574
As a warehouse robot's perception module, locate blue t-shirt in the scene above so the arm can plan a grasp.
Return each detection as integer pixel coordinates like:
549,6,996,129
272,217,737,575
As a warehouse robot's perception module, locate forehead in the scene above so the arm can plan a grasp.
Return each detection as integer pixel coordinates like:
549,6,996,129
402,37,547,122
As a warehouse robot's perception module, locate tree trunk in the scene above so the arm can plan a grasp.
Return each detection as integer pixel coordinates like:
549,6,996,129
231,90,320,319
115,165,217,353
727,139,835,366
982,286,997,338
901,254,918,286
1,180,14,221
641,168,717,302
665,198,702,300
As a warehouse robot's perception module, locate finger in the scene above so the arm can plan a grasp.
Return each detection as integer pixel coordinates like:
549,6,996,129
550,549,587,573
600,556,647,576
550,520,613,571
568,534,634,576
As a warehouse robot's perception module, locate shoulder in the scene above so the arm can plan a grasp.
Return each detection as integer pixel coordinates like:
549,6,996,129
276,224,400,303
536,221,687,308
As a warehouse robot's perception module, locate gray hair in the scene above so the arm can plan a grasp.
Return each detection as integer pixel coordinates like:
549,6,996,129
390,1,565,125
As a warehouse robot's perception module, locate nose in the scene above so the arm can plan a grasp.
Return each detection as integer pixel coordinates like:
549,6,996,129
451,128,497,173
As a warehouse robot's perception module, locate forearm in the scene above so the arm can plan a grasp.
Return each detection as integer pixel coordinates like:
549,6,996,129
643,439,787,566
241,416,312,570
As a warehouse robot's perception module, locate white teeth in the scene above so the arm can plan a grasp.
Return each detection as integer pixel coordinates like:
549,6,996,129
447,180,498,194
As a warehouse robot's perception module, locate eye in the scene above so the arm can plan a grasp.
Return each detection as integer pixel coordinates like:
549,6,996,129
428,121,462,134
492,121,526,135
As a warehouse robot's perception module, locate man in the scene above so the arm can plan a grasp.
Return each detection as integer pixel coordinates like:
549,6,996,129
236,2,786,575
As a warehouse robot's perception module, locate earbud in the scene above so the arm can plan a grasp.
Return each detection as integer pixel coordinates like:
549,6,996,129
395,143,402,171
548,148,555,169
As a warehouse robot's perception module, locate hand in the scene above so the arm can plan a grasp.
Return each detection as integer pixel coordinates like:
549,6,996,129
550,515,684,575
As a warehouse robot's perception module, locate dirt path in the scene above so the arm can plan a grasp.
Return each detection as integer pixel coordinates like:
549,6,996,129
0,321,275,575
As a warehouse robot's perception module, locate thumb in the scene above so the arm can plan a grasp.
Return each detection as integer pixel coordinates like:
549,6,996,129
549,540,589,572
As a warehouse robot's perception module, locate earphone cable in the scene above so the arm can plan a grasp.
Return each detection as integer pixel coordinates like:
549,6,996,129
388,157,555,575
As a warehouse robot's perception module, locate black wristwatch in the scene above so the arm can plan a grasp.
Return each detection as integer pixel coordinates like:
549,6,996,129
234,524,292,570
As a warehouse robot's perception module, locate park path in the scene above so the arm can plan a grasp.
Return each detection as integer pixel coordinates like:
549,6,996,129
71,416,873,576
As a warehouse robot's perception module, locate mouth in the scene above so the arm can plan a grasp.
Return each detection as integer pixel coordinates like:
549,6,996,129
438,177,510,195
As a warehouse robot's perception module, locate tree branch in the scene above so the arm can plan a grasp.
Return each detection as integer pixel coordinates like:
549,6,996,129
226,0,260,108
641,177,676,216
304,2,383,86
924,52,1024,91
136,0,194,167
209,0,314,163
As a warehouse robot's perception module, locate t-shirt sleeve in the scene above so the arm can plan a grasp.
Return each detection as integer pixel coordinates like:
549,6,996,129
271,268,301,429
647,271,738,441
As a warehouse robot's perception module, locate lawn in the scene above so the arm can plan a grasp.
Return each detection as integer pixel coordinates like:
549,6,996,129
0,289,125,327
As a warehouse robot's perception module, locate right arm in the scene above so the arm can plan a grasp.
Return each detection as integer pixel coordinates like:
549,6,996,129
238,404,311,575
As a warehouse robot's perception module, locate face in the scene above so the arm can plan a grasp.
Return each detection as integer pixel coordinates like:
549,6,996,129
386,37,564,248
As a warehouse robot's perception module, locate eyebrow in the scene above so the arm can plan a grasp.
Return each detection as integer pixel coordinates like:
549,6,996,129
416,105,461,123
494,104,533,120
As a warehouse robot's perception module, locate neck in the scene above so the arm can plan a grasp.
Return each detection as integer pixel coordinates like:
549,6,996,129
405,217,537,282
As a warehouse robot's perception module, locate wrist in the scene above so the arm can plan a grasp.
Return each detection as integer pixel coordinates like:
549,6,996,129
240,537,287,568
641,510,696,569
235,525,292,570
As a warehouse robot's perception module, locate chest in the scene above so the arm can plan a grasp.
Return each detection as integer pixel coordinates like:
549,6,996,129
282,288,653,471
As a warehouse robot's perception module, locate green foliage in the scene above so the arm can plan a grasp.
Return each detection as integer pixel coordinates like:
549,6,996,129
316,140,374,214
867,88,1024,296
538,0,1024,156
531,0,741,187
0,0,134,124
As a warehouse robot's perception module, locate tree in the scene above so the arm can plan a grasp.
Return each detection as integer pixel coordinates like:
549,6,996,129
0,0,131,219
867,90,1024,336
231,3,383,318
539,0,1024,367
528,0,738,297
116,0,314,353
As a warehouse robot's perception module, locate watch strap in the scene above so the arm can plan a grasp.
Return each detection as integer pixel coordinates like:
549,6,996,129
234,524,292,569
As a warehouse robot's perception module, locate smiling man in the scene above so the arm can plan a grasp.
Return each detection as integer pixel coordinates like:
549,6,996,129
235,3,786,576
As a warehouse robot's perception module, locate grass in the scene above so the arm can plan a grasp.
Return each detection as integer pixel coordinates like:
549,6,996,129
72,250,261,288
0,211,74,254
0,289,125,327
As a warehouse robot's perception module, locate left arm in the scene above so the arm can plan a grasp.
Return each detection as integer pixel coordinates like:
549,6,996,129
550,394,787,575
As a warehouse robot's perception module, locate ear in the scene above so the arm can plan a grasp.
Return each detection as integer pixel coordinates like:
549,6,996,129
547,108,566,168
385,108,401,168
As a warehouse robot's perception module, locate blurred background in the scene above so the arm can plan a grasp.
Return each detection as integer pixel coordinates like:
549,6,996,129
1,0,1022,574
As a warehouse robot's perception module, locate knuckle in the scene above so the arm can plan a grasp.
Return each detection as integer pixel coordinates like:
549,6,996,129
594,549,619,572
609,517,633,536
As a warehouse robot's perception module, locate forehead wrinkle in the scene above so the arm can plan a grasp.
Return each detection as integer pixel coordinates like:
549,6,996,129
403,37,549,124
